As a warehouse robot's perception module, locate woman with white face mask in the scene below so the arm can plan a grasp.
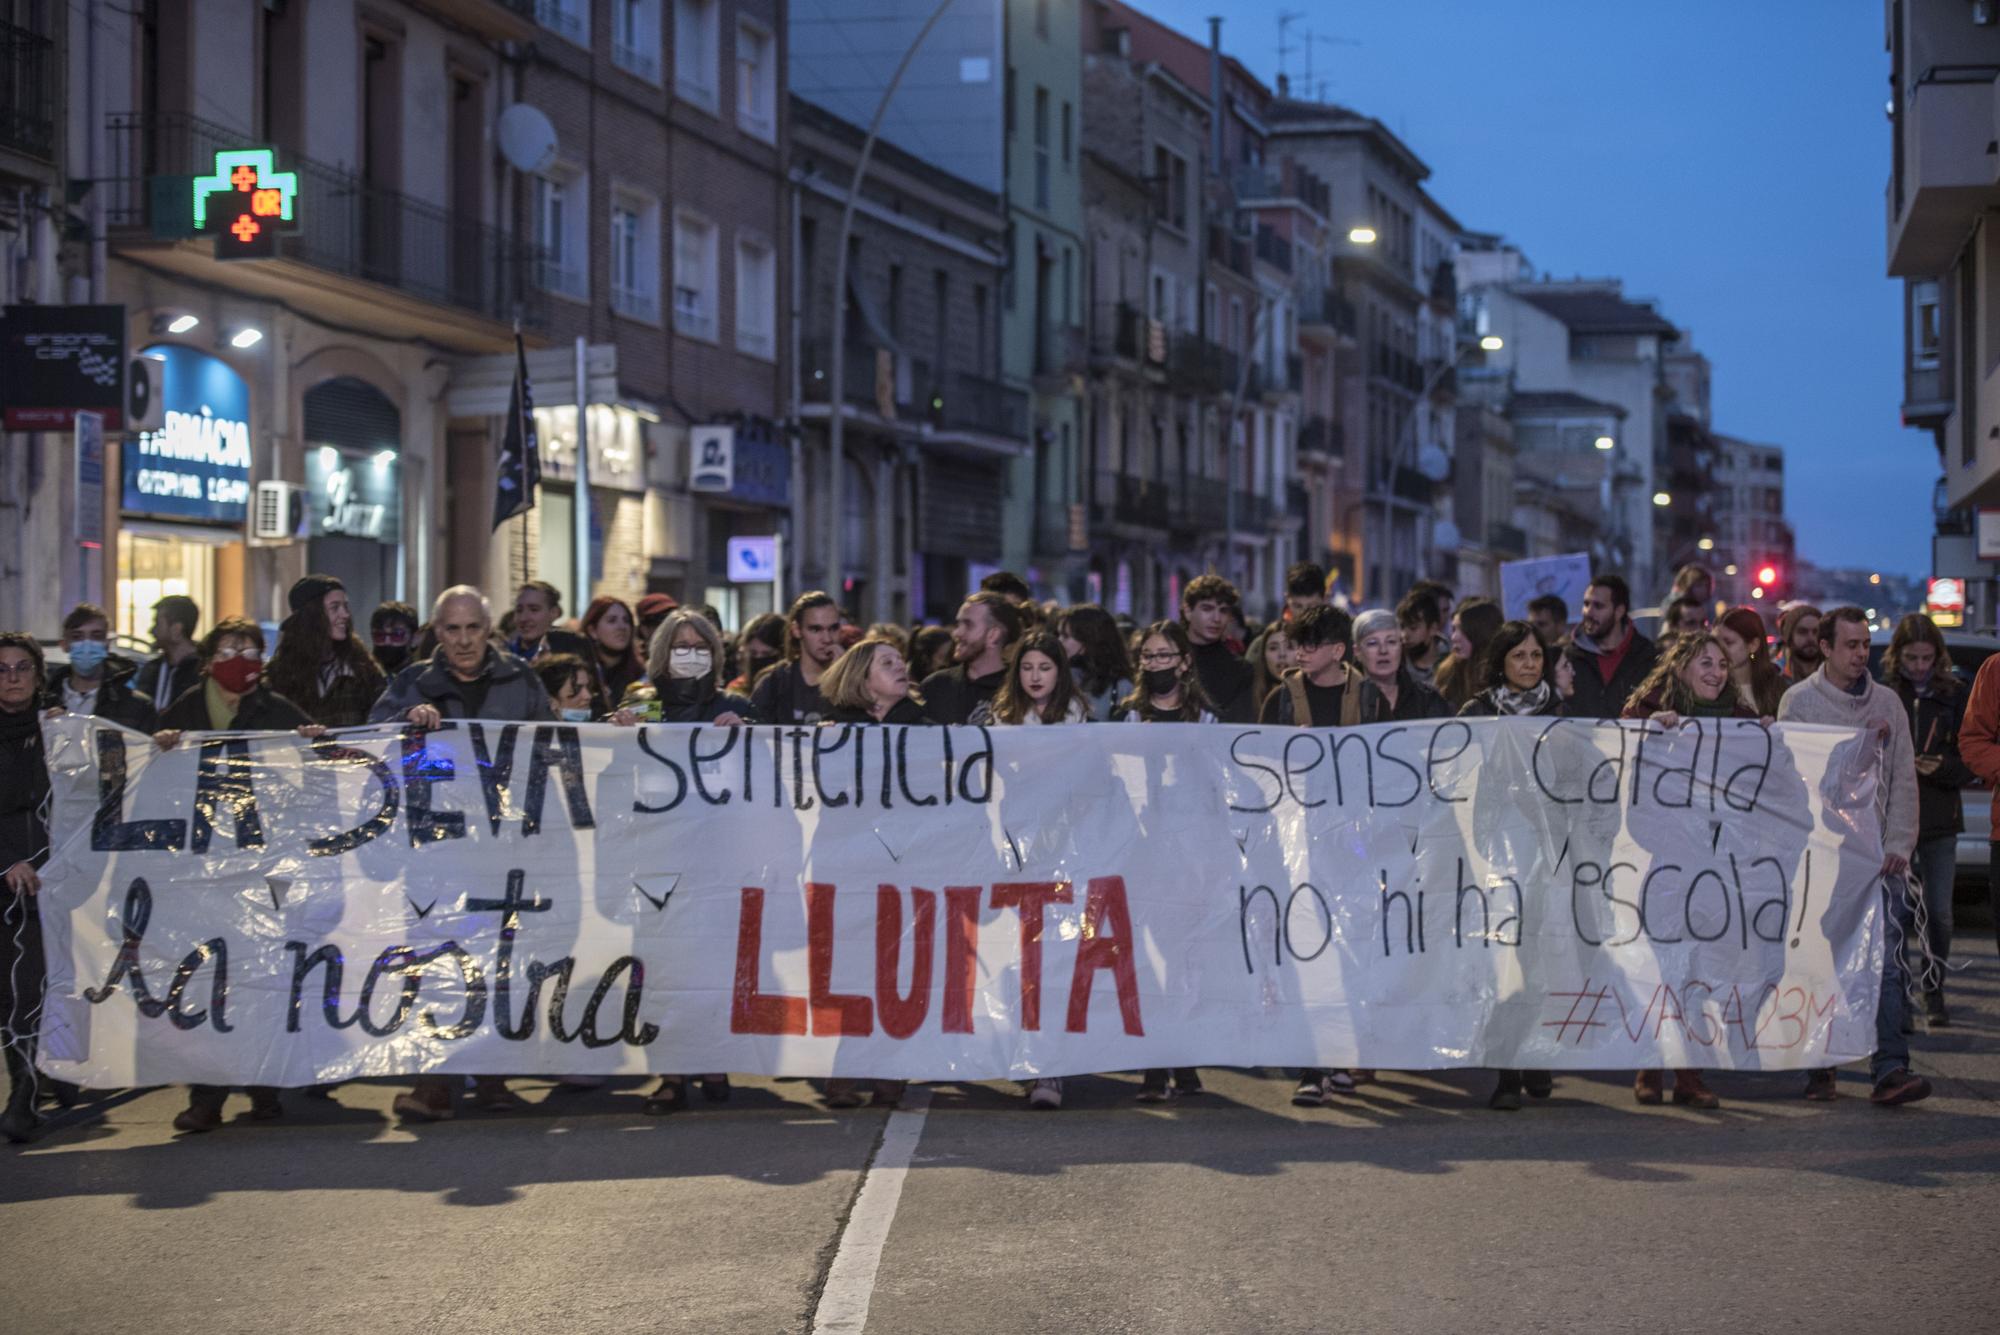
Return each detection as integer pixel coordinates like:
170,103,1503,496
623,610,754,726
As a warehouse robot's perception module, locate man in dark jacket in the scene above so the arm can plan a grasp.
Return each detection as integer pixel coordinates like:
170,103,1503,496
133,594,202,716
1182,575,1256,723
371,586,553,728
0,632,52,1142
42,603,156,732
1562,574,1659,720
369,586,550,1122
921,591,1019,724
749,590,843,724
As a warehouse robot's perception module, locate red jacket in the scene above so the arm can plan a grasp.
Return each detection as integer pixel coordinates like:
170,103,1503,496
1957,653,2000,830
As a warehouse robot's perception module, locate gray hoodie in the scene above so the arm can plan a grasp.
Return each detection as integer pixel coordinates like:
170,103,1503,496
1776,667,1919,862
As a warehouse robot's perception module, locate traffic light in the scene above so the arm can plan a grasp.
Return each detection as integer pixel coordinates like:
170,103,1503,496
1756,565,1778,588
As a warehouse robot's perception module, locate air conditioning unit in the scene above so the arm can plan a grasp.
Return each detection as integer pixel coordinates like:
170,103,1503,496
251,480,307,543
126,357,164,433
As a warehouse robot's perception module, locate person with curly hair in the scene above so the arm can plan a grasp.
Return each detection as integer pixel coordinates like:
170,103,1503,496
264,574,384,728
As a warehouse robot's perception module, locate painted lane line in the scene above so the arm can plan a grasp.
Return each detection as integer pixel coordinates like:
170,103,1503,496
810,1087,934,1334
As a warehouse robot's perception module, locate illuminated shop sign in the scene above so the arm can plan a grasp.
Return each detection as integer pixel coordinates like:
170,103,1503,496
194,148,300,261
121,345,252,523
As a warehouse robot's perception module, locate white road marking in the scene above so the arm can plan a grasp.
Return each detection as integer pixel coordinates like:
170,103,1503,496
809,1087,934,1334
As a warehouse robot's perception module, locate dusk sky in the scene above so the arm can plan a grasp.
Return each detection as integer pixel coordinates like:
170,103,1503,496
1142,0,1922,578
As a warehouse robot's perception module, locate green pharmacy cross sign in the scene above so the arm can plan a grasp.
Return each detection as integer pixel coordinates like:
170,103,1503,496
192,148,300,261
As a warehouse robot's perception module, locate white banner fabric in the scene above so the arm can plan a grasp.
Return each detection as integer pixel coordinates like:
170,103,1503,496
35,714,1887,1086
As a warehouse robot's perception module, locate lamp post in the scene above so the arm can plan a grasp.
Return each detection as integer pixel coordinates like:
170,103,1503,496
823,0,956,615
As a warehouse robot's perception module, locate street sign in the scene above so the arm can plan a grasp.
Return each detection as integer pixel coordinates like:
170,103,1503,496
74,411,104,542
0,304,126,430
727,535,778,583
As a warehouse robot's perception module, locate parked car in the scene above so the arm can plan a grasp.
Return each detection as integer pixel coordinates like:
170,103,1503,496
1870,627,2000,892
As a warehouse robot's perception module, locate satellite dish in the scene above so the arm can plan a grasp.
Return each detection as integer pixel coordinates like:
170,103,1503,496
497,104,559,175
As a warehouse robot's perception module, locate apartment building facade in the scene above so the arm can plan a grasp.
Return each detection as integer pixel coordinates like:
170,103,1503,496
1886,0,2000,622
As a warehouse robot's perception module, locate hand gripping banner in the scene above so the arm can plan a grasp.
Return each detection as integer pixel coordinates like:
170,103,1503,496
34,714,1887,1087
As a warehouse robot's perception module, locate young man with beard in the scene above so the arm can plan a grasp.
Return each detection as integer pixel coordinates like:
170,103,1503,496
1562,574,1660,719
1396,589,1445,686
1777,606,1928,1107
1180,575,1256,723
749,591,844,724
134,595,202,716
921,591,1020,724
1777,604,1824,683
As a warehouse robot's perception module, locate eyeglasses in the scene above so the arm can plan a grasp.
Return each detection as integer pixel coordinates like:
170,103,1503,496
1136,651,1182,667
211,647,263,662
0,662,37,679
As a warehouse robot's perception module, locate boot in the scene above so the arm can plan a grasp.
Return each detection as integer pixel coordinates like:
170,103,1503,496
1672,1069,1720,1109
1,1043,41,1144
1633,1069,1664,1105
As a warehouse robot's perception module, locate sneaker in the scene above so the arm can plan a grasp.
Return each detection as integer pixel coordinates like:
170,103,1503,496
1488,1088,1522,1112
1292,1075,1326,1107
470,1078,526,1112
1802,1069,1838,1102
1172,1069,1204,1096
1325,1070,1357,1096
1134,1079,1175,1104
1523,1071,1554,1099
1028,1078,1063,1110
1869,1068,1932,1106
1925,992,1950,1028
248,1091,283,1121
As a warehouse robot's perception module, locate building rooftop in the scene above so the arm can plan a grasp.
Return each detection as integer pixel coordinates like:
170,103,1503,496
1512,285,1678,336
1509,389,1629,418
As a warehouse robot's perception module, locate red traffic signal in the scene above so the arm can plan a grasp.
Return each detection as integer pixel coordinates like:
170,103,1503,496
1756,565,1779,587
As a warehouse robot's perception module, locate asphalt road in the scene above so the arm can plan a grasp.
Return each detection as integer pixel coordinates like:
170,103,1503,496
4,943,1997,1335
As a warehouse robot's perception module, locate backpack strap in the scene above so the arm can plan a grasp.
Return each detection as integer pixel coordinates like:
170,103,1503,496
1339,664,1365,727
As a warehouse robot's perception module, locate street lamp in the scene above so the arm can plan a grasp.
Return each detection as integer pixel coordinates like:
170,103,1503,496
1723,563,1738,576
1593,435,1615,451
1696,536,1714,552
1651,491,1671,507
1347,226,1378,244
1478,335,1504,352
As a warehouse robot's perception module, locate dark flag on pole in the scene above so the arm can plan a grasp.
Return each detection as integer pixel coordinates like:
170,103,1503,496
493,329,541,530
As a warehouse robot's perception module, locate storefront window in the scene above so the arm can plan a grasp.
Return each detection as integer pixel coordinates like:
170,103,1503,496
115,529,216,642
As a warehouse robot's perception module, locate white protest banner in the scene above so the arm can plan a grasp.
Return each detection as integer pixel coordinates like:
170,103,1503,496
1500,552,1594,621
35,714,1886,1087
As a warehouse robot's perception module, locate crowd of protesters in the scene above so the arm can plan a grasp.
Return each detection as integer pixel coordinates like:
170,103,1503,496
0,556,1981,1140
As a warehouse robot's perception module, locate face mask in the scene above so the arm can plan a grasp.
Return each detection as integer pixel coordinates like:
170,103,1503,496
1142,667,1180,697
209,655,263,694
659,676,707,706
559,706,593,723
67,641,108,677
667,648,714,680
375,645,410,674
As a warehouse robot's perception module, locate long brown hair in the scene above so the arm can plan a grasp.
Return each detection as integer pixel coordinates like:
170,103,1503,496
990,632,1079,723
267,584,382,703
1118,620,1214,721
581,595,643,678
1884,612,1961,695
1718,606,1785,715
1435,597,1506,708
1624,631,1730,717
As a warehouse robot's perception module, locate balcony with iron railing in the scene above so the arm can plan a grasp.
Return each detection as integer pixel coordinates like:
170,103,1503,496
1036,321,1087,380
1168,334,1237,396
1093,470,1173,531
1254,224,1292,274
1173,484,1230,533
1298,415,1343,459
1298,285,1357,338
1207,223,1252,279
102,111,544,341
1,20,56,162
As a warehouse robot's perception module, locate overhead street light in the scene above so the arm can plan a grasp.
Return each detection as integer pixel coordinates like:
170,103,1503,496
1478,335,1504,351
1696,537,1714,551
1347,226,1378,244
1593,435,1615,451
1652,491,1671,507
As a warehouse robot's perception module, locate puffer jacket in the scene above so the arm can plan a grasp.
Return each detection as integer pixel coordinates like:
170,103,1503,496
368,648,552,724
